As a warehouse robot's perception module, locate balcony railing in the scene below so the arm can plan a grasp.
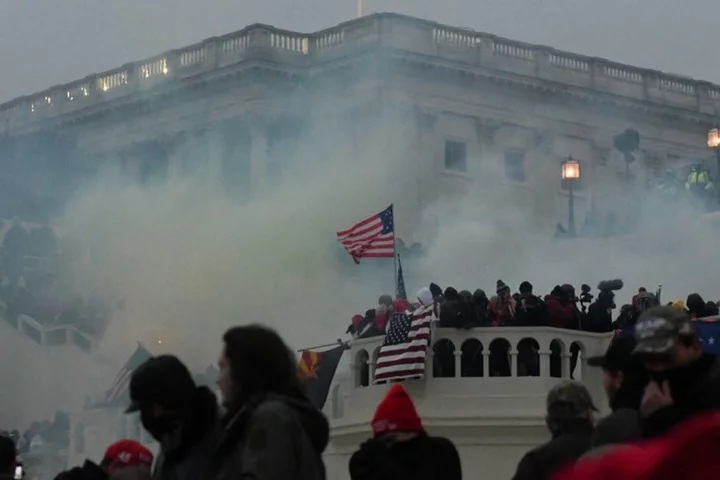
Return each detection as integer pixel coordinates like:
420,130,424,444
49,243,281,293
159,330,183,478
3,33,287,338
0,13,718,134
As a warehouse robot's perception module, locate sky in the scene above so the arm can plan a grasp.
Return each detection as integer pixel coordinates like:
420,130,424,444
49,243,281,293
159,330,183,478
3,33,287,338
0,0,718,103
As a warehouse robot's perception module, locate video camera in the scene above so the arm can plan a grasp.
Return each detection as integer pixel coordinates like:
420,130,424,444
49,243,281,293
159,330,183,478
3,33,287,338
597,279,624,309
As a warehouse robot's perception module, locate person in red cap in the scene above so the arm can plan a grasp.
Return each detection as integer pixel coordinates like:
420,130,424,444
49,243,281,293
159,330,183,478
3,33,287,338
348,384,461,480
101,440,154,475
554,412,720,480
51,440,154,480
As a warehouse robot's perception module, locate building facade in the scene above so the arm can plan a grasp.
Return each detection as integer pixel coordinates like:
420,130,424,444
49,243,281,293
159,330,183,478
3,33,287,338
0,13,718,238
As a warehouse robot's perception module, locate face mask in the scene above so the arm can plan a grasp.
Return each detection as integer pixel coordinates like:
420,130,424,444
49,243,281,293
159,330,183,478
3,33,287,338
140,410,178,442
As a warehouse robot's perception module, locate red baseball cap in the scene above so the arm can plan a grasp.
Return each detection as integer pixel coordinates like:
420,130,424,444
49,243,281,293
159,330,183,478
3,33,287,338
103,440,154,470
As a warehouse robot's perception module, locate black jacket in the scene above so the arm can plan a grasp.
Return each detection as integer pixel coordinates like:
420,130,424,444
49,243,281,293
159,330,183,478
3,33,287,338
642,353,720,438
512,420,594,480
53,460,107,480
590,380,644,449
153,387,221,480
209,393,328,480
349,433,461,480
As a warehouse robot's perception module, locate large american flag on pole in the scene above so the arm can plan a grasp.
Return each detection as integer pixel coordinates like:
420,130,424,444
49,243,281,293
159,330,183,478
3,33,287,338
374,305,434,383
102,344,153,408
336,205,394,264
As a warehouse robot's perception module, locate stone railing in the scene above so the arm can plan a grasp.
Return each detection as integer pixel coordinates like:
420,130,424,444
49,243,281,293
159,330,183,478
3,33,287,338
6,313,95,352
1,12,719,134
330,327,612,425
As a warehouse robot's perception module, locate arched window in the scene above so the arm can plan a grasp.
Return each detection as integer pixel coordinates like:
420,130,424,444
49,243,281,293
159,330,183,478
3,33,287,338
432,339,456,378
355,349,370,387
460,339,483,377
550,339,565,378
489,338,511,377
517,338,540,377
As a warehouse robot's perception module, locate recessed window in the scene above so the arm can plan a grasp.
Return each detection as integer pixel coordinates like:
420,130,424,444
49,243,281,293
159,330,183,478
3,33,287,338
504,151,526,182
444,140,467,172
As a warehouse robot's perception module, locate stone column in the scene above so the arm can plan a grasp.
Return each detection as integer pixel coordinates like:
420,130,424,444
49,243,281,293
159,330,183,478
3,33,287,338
248,120,269,194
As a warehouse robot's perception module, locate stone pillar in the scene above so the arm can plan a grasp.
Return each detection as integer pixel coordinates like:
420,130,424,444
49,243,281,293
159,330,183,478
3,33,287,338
249,122,269,194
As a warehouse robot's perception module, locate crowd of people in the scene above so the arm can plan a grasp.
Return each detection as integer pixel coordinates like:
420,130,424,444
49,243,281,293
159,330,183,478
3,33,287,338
348,280,717,340
0,306,718,480
0,218,113,340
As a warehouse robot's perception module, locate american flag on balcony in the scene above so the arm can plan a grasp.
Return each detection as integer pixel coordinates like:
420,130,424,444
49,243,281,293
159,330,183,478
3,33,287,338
373,305,434,383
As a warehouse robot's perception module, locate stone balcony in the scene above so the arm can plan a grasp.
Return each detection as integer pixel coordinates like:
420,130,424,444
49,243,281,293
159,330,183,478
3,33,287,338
329,327,613,438
1,13,719,134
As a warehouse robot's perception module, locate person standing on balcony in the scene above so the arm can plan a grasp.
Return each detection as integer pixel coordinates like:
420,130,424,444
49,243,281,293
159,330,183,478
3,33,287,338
632,306,720,438
348,384,461,480
586,337,648,449
512,380,597,480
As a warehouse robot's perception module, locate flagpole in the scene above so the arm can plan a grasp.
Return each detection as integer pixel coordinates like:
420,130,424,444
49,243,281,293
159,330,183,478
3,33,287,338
357,0,363,18
392,204,398,297
297,339,349,352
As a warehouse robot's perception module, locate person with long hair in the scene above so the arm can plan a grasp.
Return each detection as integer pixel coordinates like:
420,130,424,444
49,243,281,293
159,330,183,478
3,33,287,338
210,324,329,480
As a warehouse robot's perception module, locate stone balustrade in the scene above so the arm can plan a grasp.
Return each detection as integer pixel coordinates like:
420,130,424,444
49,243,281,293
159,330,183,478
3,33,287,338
10,313,95,352
330,327,613,427
1,13,718,134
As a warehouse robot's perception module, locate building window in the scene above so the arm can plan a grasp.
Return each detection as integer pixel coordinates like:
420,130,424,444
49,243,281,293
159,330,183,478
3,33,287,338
504,151,526,182
444,140,467,172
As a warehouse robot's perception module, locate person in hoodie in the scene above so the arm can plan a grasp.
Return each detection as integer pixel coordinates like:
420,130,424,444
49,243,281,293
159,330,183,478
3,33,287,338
512,380,596,480
545,285,580,330
586,337,648,449
471,289,490,326
0,436,17,480
632,306,720,438
210,324,328,480
686,293,708,319
514,281,547,327
439,287,463,328
348,384,461,480
125,355,221,480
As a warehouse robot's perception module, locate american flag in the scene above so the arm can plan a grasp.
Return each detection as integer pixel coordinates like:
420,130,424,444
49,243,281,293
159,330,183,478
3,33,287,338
336,205,395,264
102,344,153,408
374,305,434,383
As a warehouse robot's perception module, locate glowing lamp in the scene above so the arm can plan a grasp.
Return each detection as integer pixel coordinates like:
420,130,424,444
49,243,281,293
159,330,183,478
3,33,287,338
708,128,720,149
561,158,581,180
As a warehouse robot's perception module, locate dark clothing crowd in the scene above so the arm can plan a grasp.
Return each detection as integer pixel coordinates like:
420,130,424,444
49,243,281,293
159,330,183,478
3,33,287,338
512,305,720,480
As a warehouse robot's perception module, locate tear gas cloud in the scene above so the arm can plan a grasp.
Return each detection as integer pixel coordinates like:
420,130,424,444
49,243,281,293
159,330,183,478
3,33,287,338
3,101,717,430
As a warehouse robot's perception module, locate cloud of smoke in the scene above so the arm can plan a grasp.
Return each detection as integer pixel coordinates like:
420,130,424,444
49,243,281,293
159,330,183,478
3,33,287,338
56,110,414,374
415,152,717,306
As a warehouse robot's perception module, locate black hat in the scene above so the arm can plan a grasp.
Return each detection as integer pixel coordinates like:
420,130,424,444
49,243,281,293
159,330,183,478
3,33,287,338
587,336,642,372
125,355,196,414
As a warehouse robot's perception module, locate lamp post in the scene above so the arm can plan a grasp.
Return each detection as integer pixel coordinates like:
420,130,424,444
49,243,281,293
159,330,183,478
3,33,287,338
561,157,581,236
707,127,720,174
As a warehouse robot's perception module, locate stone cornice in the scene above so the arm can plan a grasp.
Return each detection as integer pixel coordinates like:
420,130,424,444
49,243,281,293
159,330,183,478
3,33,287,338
2,13,719,137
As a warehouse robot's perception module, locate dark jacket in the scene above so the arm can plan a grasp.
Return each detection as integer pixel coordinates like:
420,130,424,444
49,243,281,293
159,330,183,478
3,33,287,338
209,393,329,480
512,420,594,480
349,433,461,480
590,379,644,449
642,353,720,438
52,460,108,480
153,387,221,480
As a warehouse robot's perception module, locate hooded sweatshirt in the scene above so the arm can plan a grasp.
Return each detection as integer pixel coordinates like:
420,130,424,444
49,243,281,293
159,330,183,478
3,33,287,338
349,385,461,480
210,392,329,480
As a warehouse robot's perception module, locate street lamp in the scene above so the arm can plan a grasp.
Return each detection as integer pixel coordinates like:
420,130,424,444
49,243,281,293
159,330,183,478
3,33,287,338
708,127,720,174
561,157,581,236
